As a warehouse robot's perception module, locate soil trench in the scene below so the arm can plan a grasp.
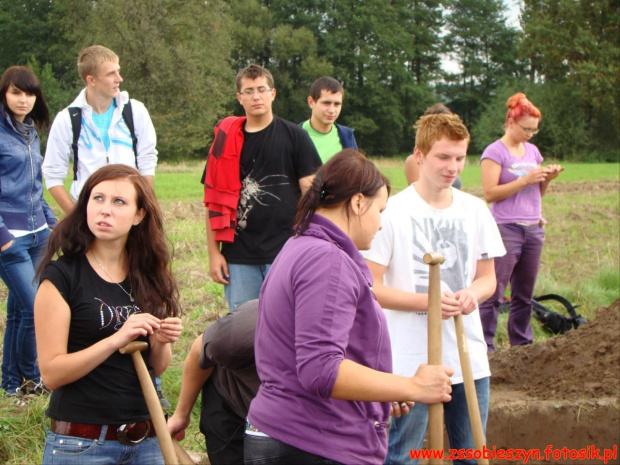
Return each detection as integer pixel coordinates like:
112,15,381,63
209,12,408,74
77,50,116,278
486,299,620,464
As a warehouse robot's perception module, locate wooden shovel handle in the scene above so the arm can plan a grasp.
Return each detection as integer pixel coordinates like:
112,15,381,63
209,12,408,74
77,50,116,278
425,252,445,465
120,342,178,465
454,315,489,465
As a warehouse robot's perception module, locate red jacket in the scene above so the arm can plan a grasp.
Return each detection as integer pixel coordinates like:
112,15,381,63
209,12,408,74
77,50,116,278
203,116,246,242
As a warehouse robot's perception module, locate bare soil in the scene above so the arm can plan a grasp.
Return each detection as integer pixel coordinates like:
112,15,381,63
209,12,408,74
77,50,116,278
487,300,620,464
465,180,619,199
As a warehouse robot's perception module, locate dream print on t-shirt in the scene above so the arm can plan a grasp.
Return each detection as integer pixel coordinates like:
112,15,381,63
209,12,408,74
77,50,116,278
236,170,289,230
411,216,469,294
509,160,539,194
95,297,141,331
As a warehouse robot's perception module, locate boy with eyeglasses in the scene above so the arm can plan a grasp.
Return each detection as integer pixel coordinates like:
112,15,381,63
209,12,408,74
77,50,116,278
202,64,321,311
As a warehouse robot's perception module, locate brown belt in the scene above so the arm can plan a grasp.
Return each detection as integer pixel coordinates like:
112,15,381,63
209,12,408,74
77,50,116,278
50,419,156,443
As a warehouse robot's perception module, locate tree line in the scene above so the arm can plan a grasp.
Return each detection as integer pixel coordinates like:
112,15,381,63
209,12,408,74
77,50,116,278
1,0,617,161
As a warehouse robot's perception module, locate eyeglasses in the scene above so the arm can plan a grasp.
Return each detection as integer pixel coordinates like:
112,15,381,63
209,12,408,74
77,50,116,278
238,87,273,96
517,123,539,135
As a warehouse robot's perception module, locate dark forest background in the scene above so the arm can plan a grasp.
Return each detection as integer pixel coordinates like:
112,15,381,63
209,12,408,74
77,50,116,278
1,0,617,160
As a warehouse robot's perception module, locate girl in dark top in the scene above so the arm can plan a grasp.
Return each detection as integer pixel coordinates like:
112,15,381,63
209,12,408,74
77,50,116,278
35,164,182,464
0,66,56,400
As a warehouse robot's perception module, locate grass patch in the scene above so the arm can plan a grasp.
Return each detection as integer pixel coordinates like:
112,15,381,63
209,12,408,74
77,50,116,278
1,159,618,462
0,396,48,464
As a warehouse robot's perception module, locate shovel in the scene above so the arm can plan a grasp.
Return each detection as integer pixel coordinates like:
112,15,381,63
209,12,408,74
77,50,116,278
424,251,445,465
120,341,195,465
454,314,489,465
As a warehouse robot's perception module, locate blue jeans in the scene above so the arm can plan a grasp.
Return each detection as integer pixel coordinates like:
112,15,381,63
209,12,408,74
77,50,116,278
0,229,50,393
42,428,163,465
224,264,271,311
385,377,490,465
479,223,545,352
244,434,344,465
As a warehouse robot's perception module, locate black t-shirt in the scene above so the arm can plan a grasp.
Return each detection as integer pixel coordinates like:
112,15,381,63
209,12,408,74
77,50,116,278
43,255,152,424
221,117,322,264
198,300,259,419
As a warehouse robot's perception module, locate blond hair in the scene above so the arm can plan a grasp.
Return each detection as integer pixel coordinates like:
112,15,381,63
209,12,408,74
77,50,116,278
77,45,119,83
414,113,470,155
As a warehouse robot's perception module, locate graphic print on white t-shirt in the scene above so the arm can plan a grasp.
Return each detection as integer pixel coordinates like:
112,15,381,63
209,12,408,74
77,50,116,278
411,215,469,296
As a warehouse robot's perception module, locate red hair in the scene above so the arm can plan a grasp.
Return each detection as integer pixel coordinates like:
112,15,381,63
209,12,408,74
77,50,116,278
505,93,541,125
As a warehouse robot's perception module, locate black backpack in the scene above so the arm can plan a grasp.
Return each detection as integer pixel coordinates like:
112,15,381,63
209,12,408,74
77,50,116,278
69,101,138,180
499,294,587,335
531,294,587,334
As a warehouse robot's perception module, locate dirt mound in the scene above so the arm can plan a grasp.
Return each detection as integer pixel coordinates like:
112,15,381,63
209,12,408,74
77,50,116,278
490,299,620,400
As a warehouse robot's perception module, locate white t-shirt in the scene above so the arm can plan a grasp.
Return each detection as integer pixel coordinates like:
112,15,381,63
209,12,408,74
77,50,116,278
362,185,506,384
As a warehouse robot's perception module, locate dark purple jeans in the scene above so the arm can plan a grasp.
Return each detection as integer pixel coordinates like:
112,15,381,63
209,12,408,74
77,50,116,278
479,223,545,352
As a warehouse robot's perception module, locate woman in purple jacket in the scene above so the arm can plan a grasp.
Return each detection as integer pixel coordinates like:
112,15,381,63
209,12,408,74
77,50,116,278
245,149,453,465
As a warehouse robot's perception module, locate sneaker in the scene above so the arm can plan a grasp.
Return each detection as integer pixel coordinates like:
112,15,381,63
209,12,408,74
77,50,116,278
157,388,172,410
2,387,21,398
19,379,50,396
3,388,28,406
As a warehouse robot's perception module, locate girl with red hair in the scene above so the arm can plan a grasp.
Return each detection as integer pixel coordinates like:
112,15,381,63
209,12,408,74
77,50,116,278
479,93,563,352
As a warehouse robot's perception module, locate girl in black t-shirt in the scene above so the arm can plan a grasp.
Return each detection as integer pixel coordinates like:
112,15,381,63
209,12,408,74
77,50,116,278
34,164,182,465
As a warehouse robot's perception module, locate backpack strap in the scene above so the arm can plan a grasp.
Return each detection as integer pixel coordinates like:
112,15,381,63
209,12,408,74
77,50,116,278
122,100,139,169
68,107,82,180
534,294,580,319
69,102,138,180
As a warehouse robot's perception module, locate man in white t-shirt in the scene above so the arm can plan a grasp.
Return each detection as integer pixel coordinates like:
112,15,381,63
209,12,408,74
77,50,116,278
363,113,505,465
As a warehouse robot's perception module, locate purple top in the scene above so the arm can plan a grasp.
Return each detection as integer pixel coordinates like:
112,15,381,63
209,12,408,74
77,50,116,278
481,139,544,224
248,214,392,464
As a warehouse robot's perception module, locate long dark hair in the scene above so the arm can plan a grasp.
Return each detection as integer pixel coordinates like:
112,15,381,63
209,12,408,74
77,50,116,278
295,149,390,234
38,165,180,319
0,66,49,129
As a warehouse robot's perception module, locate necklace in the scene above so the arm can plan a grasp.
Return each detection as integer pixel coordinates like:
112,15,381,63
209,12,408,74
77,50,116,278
90,250,134,302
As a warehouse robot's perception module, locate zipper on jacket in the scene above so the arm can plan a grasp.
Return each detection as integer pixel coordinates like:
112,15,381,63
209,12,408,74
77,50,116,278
27,137,36,229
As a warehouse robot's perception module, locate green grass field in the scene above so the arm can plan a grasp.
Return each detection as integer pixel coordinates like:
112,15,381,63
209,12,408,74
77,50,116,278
376,156,620,192
0,159,618,463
